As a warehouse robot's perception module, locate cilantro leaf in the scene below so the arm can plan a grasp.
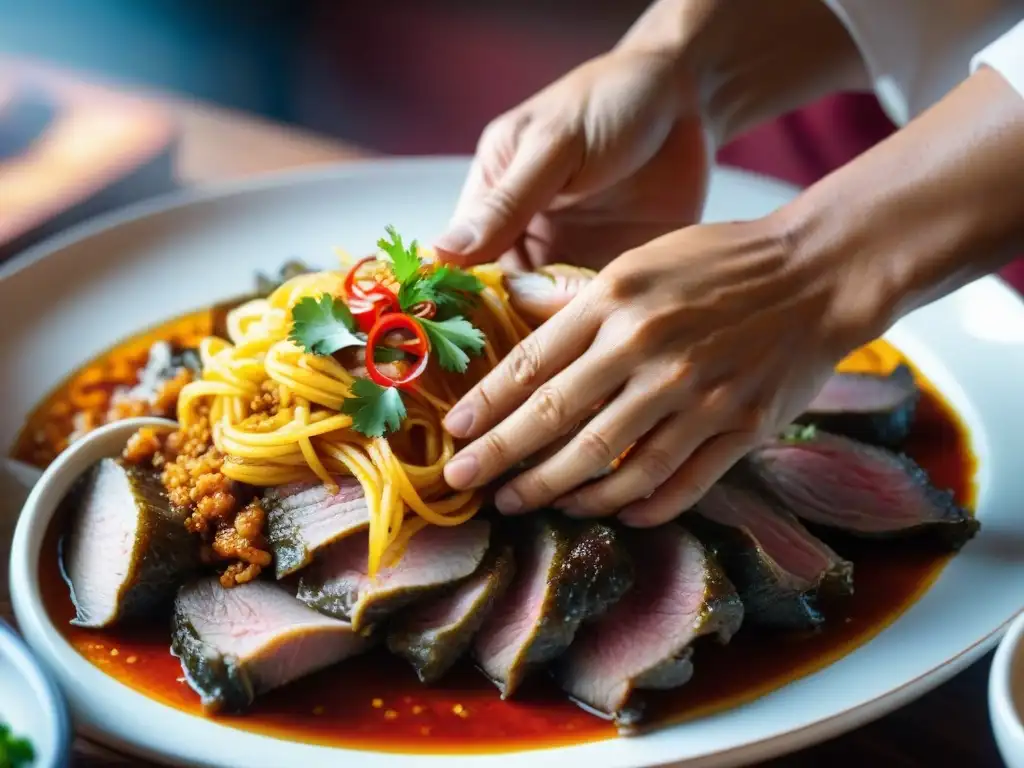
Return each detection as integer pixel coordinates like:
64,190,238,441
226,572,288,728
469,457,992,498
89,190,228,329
342,378,407,437
0,722,35,768
398,265,484,314
377,225,421,284
289,294,364,356
397,276,432,311
418,316,486,373
430,265,484,298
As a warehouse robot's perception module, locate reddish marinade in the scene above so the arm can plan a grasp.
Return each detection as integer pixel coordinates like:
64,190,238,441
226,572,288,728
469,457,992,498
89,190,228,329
16,310,975,754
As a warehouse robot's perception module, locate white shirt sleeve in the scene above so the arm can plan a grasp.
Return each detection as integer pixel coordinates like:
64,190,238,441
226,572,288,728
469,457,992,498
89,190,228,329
822,1,1024,125
972,18,1024,96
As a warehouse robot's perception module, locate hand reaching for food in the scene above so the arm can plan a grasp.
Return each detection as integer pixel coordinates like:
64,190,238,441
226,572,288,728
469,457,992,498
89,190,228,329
433,47,709,273
442,215,873,525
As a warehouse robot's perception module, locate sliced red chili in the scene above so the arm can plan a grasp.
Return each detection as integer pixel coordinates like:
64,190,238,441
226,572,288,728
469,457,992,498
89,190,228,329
365,313,430,390
409,300,437,320
349,284,399,333
343,256,380,301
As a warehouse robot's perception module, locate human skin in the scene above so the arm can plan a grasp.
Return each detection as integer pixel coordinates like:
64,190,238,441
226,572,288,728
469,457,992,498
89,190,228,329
435,0,1024,526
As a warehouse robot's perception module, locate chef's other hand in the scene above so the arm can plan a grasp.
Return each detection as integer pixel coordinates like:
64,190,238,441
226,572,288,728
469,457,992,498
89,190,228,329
434,47,708,273
440,213,883,527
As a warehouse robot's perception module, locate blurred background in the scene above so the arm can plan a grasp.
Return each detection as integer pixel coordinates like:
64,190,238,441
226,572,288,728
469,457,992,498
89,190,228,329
0,0,643,154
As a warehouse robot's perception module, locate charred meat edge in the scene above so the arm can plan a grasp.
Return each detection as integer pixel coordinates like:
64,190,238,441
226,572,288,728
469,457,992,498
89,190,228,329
797,364,919,447
171,578,368,713
688,474,853,629
61,459,199,628
472,517,634,699
387,543,516,684
750,431,979,549
296,520,491,632
557,525,743,730
263,477,369,579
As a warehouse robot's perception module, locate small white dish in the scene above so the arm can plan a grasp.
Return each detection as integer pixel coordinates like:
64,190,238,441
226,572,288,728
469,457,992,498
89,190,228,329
990,610,1024,767
0,618,71,768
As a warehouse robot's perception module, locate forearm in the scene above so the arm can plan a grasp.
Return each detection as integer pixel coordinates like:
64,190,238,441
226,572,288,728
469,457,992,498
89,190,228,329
616,0,869,146
782,67,1024,346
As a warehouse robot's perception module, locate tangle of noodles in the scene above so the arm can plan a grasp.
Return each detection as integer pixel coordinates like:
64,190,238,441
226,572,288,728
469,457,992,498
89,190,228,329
175,262,532,576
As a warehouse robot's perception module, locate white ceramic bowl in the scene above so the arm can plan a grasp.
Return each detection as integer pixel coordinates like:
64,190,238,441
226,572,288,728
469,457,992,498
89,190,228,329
0,619,71,768
991,610,1024,767
6,160,1024,768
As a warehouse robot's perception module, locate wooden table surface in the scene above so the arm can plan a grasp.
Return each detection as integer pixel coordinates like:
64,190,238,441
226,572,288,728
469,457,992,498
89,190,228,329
2,65,1006,768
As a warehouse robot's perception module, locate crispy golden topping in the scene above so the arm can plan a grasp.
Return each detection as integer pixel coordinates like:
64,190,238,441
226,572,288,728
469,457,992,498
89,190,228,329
249,379,281,415
121,427,162,464
122,410,273,588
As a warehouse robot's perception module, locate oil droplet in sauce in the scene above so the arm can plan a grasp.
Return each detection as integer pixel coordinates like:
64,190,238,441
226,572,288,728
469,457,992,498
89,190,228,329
24,325,975,754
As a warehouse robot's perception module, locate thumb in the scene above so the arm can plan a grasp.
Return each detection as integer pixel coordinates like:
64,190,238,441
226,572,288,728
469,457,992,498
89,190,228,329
435,128,578,266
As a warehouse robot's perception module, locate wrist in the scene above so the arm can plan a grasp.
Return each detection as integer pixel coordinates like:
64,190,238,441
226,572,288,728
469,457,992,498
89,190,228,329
777,67,1024,351
619,0,868,148
771,199,900,362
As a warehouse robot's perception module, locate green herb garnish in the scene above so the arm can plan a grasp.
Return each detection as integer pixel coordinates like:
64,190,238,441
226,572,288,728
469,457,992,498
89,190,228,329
781,423,817,443
289,294,365,356
341,378,408,437
377,225,421,285
418,316,486,373
0,722,34,768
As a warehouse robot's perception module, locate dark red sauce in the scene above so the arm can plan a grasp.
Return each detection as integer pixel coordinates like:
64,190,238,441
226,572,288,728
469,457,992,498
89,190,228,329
19,315,975,754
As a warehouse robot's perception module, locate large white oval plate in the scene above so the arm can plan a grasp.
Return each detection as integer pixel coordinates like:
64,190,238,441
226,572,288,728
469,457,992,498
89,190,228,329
5,158,1024,768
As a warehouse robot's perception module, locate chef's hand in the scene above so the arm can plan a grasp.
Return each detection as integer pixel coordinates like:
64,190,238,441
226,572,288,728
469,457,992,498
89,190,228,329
441,214,882,525
433,47,709,272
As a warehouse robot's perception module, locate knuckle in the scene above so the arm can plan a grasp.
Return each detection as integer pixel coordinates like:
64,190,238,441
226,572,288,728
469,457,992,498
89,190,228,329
508,338,544,389
517,470,559,506
635,447,678,488
531,384,568,430
478,431,512,467
574,428,616,467
478,114,513,152
483,184,521,222
651,359,691,394
602,267,643,302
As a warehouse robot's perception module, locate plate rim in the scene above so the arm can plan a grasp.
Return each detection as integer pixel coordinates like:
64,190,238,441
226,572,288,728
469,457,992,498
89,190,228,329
5,157,1023,767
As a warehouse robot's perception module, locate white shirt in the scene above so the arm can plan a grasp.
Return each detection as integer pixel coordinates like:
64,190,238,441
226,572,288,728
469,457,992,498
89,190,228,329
823,0,1024,125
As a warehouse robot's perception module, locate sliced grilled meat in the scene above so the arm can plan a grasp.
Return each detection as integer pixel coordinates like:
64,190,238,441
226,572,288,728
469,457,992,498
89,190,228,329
472,517,634,699
750,430,979,548
388,544,515,684
689,478,853,629
798,364,919,446
296,520,491,632
556,526,742,729
62,459,200,628
264,477,369,578
172,578,369,713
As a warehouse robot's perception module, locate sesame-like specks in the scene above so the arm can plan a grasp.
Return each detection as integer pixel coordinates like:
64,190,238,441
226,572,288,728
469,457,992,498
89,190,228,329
420,726,432,737
371,698,383,709
411,705,424,715
384,709,398,721
110,648,119,657
126,656,138,665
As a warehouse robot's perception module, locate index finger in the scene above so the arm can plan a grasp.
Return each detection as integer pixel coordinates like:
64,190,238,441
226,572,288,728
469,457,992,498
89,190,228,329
443,293,599,441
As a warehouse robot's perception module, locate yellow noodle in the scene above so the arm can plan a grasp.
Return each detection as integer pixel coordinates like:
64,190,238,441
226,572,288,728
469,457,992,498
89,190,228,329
175,261,534,576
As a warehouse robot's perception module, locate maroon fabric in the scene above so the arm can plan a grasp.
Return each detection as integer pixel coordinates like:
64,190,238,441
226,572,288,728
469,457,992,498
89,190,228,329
718,92,1024,294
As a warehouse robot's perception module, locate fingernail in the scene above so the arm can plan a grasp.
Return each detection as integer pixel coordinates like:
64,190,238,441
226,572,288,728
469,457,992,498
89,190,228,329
495,486,524,514
435,224,477,256
444,405,475,437
444,453,479,488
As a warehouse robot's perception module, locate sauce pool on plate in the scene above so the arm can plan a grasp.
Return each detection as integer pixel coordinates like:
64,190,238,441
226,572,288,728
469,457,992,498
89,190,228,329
19,310,976,754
